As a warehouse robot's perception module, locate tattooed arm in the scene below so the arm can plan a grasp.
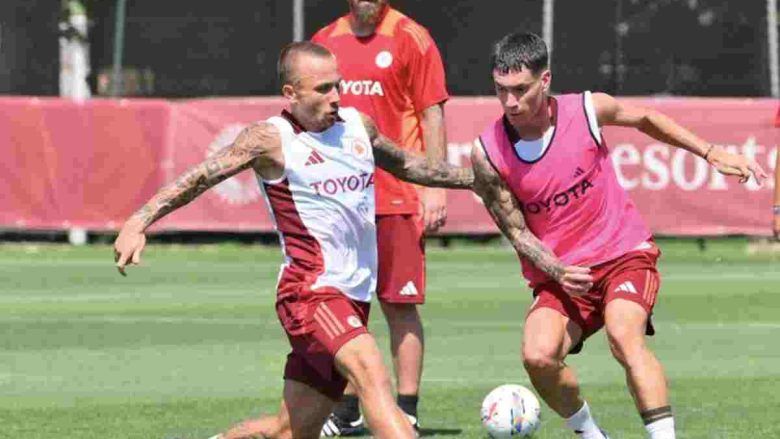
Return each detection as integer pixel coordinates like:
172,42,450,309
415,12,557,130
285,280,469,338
360,112,473,189
113,123,282,275
471,143,593,295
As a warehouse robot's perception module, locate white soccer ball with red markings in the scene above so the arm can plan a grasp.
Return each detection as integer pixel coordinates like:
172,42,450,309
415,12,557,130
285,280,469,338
480,384,541,438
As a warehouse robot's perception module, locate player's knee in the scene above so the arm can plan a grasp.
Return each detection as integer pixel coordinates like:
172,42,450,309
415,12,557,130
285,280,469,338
356,366,393,395
346,351,392,393
606,328,645,367
522,345,560,374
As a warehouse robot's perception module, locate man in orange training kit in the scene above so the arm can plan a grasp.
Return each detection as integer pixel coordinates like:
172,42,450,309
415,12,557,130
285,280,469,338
113,42,472,439
312,1,450,435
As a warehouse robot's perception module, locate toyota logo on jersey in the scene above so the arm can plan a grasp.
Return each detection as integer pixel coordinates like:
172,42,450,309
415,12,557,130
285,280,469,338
340,79,385,96
309,172,375,196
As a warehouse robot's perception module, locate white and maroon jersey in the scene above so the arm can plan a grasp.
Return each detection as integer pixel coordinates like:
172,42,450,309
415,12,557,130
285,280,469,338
259,107,377,302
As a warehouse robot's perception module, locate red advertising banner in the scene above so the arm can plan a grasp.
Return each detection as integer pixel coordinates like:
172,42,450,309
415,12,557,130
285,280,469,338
0,96,777,236
0,97,170,230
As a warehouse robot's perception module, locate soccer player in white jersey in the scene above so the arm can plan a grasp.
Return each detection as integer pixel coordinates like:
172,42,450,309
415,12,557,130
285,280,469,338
112,42,472,439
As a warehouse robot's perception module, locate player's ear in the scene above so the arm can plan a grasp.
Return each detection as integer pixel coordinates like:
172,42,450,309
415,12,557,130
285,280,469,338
282,83,296,101
540,70,552,93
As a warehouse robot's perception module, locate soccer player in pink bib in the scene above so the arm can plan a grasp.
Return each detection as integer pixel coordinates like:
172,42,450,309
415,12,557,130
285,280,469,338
472,32,767,439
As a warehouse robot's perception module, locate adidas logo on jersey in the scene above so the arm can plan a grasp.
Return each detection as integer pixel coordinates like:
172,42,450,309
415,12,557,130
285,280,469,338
614,281,638,294
399,281,418,296
305,150,326,166
574,167,585,177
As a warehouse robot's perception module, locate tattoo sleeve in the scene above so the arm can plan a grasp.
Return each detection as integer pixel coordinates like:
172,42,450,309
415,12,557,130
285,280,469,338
128,123,276,230
361,112,473,189
471,143,564,281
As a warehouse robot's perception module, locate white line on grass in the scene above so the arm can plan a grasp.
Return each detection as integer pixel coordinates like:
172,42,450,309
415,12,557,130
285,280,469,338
0,315,268,325
0,315,778,329
663,272,780,281
0,290,273,303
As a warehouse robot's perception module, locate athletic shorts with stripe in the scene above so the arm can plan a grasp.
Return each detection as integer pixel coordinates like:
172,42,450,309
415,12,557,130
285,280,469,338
276,285,371,399
528,241,662,354
376,214,426,304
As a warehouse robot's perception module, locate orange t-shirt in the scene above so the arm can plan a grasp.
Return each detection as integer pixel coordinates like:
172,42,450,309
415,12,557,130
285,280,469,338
312,7,449,215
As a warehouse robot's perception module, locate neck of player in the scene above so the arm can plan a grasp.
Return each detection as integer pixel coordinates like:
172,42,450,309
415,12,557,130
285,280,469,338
349,6,386,37
350,17,378,37
509,98,554,141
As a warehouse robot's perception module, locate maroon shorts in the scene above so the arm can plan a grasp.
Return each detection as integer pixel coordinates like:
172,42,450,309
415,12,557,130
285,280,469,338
528,242,662,354
376,214,426,304
276,284,371,399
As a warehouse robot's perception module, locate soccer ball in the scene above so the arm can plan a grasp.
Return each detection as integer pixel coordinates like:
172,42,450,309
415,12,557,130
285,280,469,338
480,384,541,438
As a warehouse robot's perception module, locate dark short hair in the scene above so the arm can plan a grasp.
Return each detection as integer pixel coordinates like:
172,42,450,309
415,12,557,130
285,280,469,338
490,32,548,76
278,41,333,85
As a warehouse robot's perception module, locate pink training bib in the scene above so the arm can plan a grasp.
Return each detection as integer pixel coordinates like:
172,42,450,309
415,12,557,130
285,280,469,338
479,92,651,287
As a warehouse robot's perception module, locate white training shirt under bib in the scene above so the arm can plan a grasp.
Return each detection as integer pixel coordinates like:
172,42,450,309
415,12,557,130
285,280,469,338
259,107,377,303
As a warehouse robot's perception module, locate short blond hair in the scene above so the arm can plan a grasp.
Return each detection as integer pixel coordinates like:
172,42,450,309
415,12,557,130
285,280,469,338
278,41,334,85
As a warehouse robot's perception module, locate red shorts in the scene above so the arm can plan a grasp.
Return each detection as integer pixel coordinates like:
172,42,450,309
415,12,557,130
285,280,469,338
376,214,426,304
276,285,371,399
528,242,662,354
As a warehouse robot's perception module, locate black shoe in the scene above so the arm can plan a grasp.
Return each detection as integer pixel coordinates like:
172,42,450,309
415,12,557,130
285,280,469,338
320,413,366,437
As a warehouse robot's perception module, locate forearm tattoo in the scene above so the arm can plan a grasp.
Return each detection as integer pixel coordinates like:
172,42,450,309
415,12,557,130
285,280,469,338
373,135,473,189
360,111,472,189
129,124,272,229
472,147,564,280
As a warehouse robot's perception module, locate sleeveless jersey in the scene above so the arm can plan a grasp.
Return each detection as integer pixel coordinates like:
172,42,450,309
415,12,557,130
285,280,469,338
260,107,377,302
479,92,652,287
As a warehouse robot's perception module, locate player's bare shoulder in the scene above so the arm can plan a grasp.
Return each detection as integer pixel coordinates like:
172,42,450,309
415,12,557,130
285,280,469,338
232,122,281,158
233,122,285,178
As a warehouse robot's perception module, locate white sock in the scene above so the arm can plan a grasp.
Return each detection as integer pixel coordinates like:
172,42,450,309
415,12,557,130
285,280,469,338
645,417,675,439
565,401,605,439
207,435,222,439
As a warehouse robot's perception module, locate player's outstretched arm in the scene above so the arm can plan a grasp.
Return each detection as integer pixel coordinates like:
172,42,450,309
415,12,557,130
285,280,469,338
592,92,768,185
113,123,281,275
360,112,473,189
471,144,593,295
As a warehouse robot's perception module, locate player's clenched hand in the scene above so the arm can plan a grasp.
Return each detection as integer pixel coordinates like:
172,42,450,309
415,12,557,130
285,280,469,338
113,223,147,276
420,187,447,233
707,147,768,185
556,265,593,296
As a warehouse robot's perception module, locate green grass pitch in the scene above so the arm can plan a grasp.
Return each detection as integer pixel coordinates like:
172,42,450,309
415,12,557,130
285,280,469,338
1,238,778,438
